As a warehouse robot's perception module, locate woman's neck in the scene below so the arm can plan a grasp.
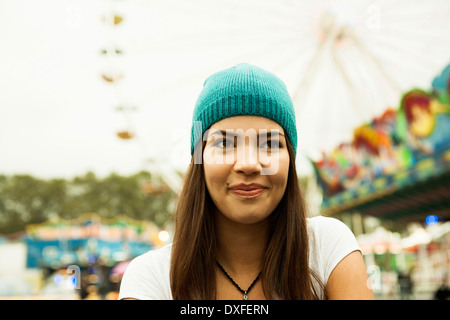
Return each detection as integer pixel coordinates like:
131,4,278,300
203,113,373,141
214,211,269,275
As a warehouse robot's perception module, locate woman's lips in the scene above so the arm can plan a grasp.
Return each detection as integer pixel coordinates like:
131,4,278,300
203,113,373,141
230,188,266,199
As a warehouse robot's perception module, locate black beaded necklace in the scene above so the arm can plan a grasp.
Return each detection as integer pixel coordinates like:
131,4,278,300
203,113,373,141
216,261,261,300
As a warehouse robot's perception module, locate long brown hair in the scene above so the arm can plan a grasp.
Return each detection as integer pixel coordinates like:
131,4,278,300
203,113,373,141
170,138,324,299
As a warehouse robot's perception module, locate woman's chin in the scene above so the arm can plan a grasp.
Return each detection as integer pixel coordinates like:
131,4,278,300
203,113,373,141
220,207,270,225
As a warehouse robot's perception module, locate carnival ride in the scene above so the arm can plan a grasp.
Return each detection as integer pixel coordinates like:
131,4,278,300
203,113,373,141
313,64,450,223
94,0,450,198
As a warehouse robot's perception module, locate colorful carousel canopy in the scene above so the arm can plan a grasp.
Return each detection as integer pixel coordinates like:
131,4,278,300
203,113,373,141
315,64,450,223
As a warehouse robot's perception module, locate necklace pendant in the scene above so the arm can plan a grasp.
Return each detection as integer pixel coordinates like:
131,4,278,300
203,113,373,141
243,292,248,300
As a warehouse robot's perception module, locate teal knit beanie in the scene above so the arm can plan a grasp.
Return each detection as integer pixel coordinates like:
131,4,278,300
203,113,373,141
190,63,297,157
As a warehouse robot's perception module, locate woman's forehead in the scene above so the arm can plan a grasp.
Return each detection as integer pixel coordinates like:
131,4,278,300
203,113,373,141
209,115,285,133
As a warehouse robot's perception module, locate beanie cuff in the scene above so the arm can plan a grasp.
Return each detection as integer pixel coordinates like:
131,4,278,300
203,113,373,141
190,93,297,156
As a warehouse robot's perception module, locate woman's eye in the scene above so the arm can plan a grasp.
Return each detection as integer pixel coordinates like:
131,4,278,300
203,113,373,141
260,140,279,150
213,138,234,148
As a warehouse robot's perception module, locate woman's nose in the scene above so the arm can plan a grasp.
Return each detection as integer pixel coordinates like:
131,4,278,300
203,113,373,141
233,143,262,175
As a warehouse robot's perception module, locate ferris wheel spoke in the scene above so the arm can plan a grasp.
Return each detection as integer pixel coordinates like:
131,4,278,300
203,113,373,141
270,43,318,80
332,48,379,121
224,0,315,25
139,34,305,104
367,32,450,74
160,0,309,28
364,41,444,84
380,22,450,43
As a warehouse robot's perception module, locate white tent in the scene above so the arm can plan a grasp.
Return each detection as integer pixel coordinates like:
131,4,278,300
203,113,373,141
1,0,449,191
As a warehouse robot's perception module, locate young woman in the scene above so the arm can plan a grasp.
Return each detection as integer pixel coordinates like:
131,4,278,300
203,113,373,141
119,63,374,300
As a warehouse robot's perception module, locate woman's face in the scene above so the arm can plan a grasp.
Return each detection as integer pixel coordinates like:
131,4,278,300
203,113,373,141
203,116,290,225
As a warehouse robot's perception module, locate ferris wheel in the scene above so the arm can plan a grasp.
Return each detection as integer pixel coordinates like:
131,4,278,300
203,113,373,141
99,0,450,190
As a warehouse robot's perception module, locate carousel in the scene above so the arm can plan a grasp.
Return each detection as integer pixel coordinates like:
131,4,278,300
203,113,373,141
313,64,450,224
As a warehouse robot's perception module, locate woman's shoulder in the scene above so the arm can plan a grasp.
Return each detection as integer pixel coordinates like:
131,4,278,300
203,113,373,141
118,244,172,300
307,216,361,285
131,243,172,266
307,215,352,234
307,215,359,249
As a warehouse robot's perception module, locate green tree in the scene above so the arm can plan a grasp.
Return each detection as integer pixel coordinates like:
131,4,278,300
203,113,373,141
0,175,66,234
0,171,175,234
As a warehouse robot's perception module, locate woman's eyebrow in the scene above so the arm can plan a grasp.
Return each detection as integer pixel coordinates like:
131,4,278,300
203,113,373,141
208,129,285,137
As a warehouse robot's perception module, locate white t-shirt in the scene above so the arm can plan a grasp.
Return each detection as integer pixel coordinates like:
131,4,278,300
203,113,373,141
118,216,360,300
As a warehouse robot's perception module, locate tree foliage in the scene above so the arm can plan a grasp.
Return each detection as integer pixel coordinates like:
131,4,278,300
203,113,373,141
0,171,175,234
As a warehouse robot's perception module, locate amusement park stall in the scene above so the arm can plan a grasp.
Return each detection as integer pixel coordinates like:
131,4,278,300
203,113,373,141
312,64,450,298
24,213,159,269
0,214,164,299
